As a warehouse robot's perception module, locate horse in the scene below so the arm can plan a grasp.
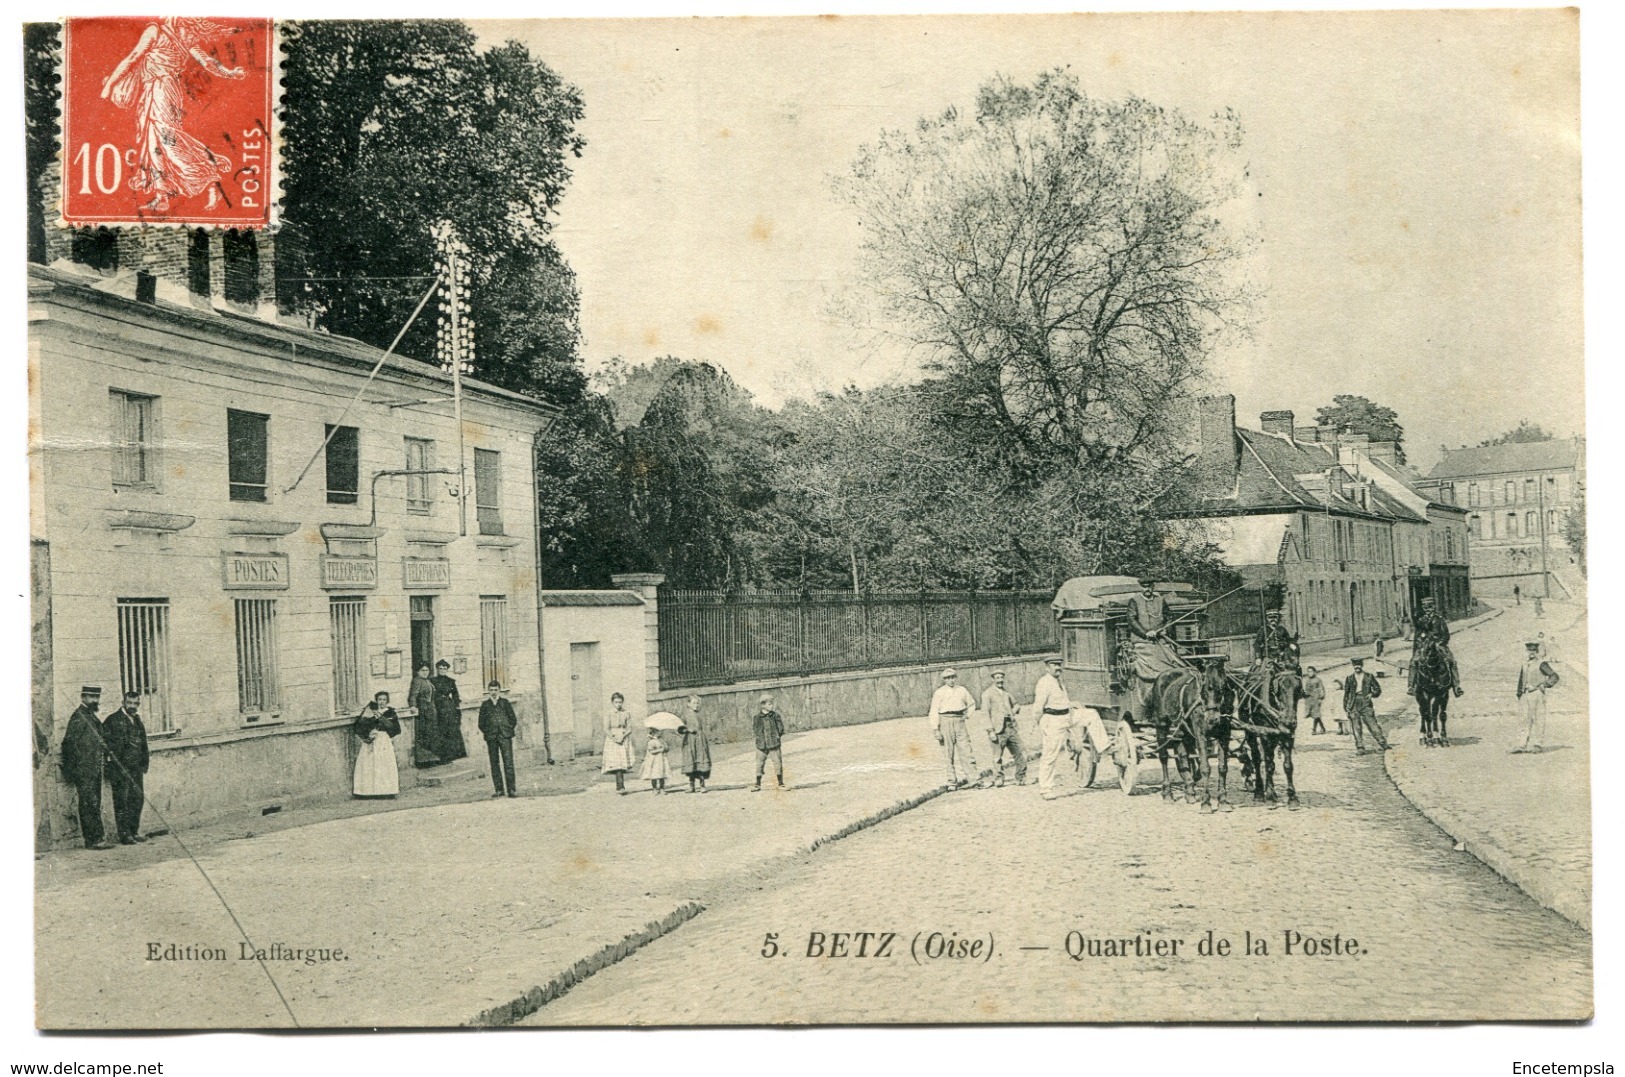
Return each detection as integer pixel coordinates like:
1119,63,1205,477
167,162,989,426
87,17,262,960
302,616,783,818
1410,638,1459,747
1145,669,1204,804
1238,668,1303,808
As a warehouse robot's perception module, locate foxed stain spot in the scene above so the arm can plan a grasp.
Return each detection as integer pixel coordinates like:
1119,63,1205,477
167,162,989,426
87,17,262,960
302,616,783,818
905,740,923,759
304,529,322,544
716,128,731,140
1255,838,1278,858
170,465,186,479
694,315,723,336
1107,51,1123,68
1400,219,1411,232
978,998,1000,1016
642,328,660,349
750,216,774,242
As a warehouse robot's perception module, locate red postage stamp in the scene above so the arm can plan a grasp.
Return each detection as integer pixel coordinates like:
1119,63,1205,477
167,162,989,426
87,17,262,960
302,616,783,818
60,17,276,229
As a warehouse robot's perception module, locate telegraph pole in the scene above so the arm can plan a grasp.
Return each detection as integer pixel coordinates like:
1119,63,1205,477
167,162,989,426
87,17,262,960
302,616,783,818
434,224,474,537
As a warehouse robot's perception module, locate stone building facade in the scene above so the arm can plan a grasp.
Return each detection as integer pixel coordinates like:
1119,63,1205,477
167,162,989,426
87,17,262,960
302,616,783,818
1169,397,1471,655
1418,437,1584,598
29,255,558,846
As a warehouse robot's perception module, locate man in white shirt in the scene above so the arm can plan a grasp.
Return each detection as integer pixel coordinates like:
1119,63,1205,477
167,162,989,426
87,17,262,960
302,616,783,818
928,668,983,788
1032,656,1111,800
1514,640,1560,753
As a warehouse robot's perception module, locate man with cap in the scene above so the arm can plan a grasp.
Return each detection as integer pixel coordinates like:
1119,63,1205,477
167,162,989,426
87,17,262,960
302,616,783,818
1341,657,1388,753
929,668,983,788
1126,579,1188,723
1513,640,1560,753
477,681,520,798
101,690,151,844
59,686,114,850
1253,609,1300,676
981,670,1026,787
1408,595,1462,699
1031,655,1111,800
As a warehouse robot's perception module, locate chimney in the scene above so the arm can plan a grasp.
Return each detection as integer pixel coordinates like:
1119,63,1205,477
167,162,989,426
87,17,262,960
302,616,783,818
1197,394,1239,498
1260,410,1295,440
1295,425,1321,444
1367,440,1397,465
1318,425,1340,450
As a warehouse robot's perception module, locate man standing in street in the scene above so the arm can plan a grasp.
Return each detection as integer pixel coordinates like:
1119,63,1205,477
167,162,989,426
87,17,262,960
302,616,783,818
1031,656,1111,800
1302,666,1328,735
981,670,1026,787
1514,640,1560,754
1342,658,1389,753
59,686,113,850
752,694,785,791
477,681,519,798
929,669,983,788
101,690,151,844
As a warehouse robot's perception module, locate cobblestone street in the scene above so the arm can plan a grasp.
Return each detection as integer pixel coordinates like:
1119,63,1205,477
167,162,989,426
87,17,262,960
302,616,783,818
527,722,1591,1024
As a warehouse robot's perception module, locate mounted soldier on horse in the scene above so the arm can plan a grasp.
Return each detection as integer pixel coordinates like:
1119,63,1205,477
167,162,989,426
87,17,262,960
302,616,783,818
1409,594,1463,747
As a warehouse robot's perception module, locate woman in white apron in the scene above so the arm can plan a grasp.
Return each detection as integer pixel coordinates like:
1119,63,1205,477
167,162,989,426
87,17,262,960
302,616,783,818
352,692,402,798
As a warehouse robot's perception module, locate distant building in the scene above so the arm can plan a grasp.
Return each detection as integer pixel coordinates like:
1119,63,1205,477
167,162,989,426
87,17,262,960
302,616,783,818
1165,397,1471,658
1418,437,1584,598
29,226,559,846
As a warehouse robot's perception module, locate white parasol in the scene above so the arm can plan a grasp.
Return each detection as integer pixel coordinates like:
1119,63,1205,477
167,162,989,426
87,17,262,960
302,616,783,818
644,711,684,732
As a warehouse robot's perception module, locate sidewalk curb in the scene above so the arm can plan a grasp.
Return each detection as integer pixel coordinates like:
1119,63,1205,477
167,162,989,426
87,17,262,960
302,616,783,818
471,781,954,1026
1381,754,1590,932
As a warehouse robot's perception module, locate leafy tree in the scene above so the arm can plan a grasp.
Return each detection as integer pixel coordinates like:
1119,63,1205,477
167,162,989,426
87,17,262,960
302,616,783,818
1315,395,1406,463
23,23,59,265
837,69,1254,486
1563,482,1586,574
1480,421,1553,447
279,21,585,389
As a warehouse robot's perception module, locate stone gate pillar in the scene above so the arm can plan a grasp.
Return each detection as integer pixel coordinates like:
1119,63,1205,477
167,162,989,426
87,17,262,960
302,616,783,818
610,572,666,709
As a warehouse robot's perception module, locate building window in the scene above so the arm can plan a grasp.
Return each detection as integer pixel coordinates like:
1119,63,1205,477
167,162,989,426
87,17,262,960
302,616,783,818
1524,478,1536,502
1506,513,1518,538
227,409,270,502
329,597,367,715
1438,483,1455,506
110,390,157,488
325,424,360,505
223,229,259,305
187,228,211,296
1526,511,1538,536
1548,509,1559,532
117,599,173,732
405,438,435,515
233,598,281,715
1469,515,1482,539
410,596,436,674
1505,480,1515,503
474,448,502,536
1467,483,1479,507
480,596,509,688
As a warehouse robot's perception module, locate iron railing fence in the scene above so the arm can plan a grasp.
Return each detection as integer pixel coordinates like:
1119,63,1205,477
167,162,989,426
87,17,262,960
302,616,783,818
657,588,1059,691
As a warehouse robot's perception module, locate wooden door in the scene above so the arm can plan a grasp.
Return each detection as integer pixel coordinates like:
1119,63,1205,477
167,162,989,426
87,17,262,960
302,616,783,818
570,642,602,756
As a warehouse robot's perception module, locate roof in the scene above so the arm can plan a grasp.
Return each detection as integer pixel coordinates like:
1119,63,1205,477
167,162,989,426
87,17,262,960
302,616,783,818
540,590,645,607
1189,428,1425,525
1052,575,1142,613
1427,439,1581,480
29,264,559,418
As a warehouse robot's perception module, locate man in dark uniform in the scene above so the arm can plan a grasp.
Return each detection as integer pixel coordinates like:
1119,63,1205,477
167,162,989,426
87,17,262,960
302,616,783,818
1252,609,1300,674
1409,596,1462,698
1126,578,1187,723
477,680,519,798
101,690,151,844
59,686,113,850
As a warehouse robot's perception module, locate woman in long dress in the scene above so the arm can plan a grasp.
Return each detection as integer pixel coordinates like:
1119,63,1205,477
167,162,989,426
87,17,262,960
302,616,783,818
601,692,637,794
99,18,245,212
352,692,402,798
430,661,469,764
408,664,440,767
678,694,713,793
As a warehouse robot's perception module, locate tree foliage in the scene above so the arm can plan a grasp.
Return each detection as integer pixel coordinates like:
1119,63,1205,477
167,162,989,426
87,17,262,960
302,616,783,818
23,22,60,265
837,69,1254,485
1314,394,1406,463
1480,421,1553,447
1563,482,1586,574
279,21,585,389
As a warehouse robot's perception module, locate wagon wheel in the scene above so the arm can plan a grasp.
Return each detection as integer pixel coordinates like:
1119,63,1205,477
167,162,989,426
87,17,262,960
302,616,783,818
1116,720,1140,794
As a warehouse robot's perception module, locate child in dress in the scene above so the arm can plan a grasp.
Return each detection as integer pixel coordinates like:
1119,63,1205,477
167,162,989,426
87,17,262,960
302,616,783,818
601,692,637,795
639,726,669,793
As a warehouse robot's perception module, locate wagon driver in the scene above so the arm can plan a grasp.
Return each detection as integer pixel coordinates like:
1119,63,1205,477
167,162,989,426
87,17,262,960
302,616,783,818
1126,578,1189,722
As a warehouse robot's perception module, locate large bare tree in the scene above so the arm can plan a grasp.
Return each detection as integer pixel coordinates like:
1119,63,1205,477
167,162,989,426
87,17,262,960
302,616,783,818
838,70,1255,486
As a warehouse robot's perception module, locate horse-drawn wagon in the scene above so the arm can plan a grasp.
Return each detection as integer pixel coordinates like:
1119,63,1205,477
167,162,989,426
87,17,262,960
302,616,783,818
1051,575,1210,794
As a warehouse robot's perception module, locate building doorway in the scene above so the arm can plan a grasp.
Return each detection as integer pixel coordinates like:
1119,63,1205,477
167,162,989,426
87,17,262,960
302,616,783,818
410,596,436,673
570,641,603,756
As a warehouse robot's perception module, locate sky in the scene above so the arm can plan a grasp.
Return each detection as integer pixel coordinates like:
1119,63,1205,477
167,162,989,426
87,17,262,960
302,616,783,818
477,10,1581,472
